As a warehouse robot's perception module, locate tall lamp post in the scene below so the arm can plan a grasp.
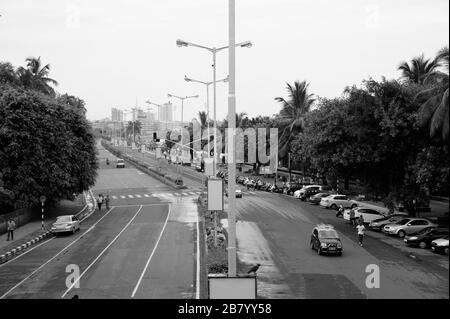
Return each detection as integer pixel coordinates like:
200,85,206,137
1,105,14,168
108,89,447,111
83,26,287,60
176,38,251,175
184,75,229,161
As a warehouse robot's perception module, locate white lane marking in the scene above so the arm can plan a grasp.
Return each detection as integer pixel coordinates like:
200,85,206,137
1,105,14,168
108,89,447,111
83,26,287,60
144,194,150,198
182,192,189,196
173,193,181,197
0,238,54,269
111,203,171,208
188,192,196,195
112,196,118,199
120,195,126,199
131,204,171,298
128,195,134,198
135,194,142,198
0,207,115,299
196,206,200,299
62,205,143,298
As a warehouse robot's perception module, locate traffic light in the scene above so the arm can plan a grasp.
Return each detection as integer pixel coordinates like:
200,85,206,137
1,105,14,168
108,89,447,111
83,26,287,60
153,132,160,142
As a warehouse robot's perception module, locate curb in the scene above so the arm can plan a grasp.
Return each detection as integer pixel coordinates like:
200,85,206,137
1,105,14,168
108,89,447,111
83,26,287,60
0,191,96,265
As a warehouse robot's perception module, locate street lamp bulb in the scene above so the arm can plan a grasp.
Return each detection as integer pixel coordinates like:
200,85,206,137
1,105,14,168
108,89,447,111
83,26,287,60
167,94,172,98
184,75,191,82
224,75,230,82
240,41,252,48
176,39,188,47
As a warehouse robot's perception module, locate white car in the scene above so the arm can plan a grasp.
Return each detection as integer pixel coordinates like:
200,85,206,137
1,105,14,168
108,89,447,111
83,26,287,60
293,185,322,199
320,194,358,210
116,158,125,168
343,207,386,223
431,236,449,255
51,215,80,234
382,218,438,238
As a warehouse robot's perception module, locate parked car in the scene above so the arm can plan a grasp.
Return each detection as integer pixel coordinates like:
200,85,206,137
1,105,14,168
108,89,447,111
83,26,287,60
116,158,125,168
51,215,80,235
310,224,343,256
260,182,271,191
284,182,303,195
320,194,358,210
368,213,410,231
431,236,449,255
309,192,332,205
404,227,449,248
294,185,322,200
343,207,386,224
382,218,438,238
246,179,256,189
225,188,242,198
237,176,245,184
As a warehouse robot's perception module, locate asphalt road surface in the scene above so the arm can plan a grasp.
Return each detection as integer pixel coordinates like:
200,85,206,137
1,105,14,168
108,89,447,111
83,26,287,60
0,143,200,299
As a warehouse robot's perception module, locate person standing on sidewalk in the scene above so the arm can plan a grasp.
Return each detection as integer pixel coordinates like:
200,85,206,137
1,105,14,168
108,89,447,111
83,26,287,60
105,194,110,210
97,194,104,211
356,220,365,247
6,218,16,241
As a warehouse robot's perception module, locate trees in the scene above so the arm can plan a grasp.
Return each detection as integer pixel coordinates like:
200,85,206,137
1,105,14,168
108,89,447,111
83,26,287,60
16,57,58,96
415,47,449,143
126,121,142,141
275,80,315,159
398,54,440,85
0,85,97,211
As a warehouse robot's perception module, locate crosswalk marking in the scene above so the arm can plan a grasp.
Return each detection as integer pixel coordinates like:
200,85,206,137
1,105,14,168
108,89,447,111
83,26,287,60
120,195,126,199
173,193,181,196
128,195,134,198
112,196,118,199
182,192,188,196
188,192,196,195
135,194,142,198
109,191,212,199
144,194,150,197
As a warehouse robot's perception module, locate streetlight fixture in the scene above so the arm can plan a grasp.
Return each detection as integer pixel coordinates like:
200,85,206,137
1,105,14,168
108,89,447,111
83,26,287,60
184,75,229,161
176,38,252,175
145,100,162,121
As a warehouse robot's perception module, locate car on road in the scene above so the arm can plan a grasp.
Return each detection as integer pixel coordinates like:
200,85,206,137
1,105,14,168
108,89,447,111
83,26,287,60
310,224,343,256
343,207,386,224
294,185,321,199
368,213,409,231
284,182,303,196
225,188,242,198
431,236,449,255
116,158,125,168
382,218,438,238
51,215,80,235
308,192,332,205
320,194,358,210
404,227,449,248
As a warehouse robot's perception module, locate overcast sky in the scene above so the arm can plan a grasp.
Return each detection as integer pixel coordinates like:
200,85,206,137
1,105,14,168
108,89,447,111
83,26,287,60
0,0,448,121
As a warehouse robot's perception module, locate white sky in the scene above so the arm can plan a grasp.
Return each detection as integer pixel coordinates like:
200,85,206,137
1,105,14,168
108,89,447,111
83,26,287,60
0,0,448,121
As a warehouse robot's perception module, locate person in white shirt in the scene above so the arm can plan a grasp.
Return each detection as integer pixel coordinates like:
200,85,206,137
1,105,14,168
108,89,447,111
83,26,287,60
356,222,365,247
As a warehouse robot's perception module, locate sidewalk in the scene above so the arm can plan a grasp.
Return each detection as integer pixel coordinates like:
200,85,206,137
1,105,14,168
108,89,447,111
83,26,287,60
0,196,86,257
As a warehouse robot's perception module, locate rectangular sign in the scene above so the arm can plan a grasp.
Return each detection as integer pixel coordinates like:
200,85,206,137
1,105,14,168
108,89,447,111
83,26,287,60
156,147,162,159
208,275,257,299
207,178,223,211
204,158,214,176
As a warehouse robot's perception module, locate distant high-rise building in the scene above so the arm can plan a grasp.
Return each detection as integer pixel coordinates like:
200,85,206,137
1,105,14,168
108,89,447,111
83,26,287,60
160,102,173,122
111,108,124,122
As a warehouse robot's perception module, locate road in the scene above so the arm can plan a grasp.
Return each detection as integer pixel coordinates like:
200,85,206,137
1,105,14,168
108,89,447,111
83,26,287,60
102,144,449,299
0,143,200,299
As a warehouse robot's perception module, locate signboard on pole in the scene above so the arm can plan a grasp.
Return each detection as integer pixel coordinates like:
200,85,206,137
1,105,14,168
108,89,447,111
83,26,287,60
207,178,223,211
39,195,46,204
204,158,214,176
156,147,162,159
208,275,257,299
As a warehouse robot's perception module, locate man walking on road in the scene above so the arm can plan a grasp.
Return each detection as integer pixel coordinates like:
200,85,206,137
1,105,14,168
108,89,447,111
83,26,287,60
6,218,16,241
97,194,104,211
356,220,365,247
105,194,110,210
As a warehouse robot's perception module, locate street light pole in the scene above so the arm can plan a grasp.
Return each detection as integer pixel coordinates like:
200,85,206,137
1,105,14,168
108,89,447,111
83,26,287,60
228,0,237,277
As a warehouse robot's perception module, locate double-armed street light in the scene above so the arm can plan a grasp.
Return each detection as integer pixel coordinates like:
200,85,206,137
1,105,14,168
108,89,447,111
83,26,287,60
184,75,229,161
145,100,163,121
176,39,252,175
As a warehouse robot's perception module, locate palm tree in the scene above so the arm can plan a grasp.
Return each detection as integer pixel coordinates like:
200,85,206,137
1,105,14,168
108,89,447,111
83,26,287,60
275,81,315,159
17,57,58,96
416,47,449,143
398,54,439,84
198,111,208,129
0,62,19,85
126,121,142,142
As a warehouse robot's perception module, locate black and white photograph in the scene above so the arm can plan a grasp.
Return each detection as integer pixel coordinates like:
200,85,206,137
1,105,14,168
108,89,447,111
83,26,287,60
0,0,448,309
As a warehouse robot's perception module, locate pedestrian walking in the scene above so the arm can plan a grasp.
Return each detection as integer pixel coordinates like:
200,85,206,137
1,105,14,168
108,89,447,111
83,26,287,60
97,194,104,211
356,220,365,247
349,208,356,226
6,218,16,241
105,194,110,210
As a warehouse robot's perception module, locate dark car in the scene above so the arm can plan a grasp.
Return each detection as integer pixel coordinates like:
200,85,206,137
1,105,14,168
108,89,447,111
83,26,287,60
369,213,409,231
309,192,332,205
284,182,302,196
310,224,343,256
404,227,449,249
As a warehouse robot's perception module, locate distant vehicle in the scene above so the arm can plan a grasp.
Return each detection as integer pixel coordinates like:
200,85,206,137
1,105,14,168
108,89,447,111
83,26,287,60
343,207,385,224
294,185,322,199
368,213,409,231
382,218,438,238
51,215,80,235
284,182,303,196
308,192,332,205
320,194,358,210
404,227,449,248
310,224,343,256
116,159,125,168
225,188,242,198
431,236,449,255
